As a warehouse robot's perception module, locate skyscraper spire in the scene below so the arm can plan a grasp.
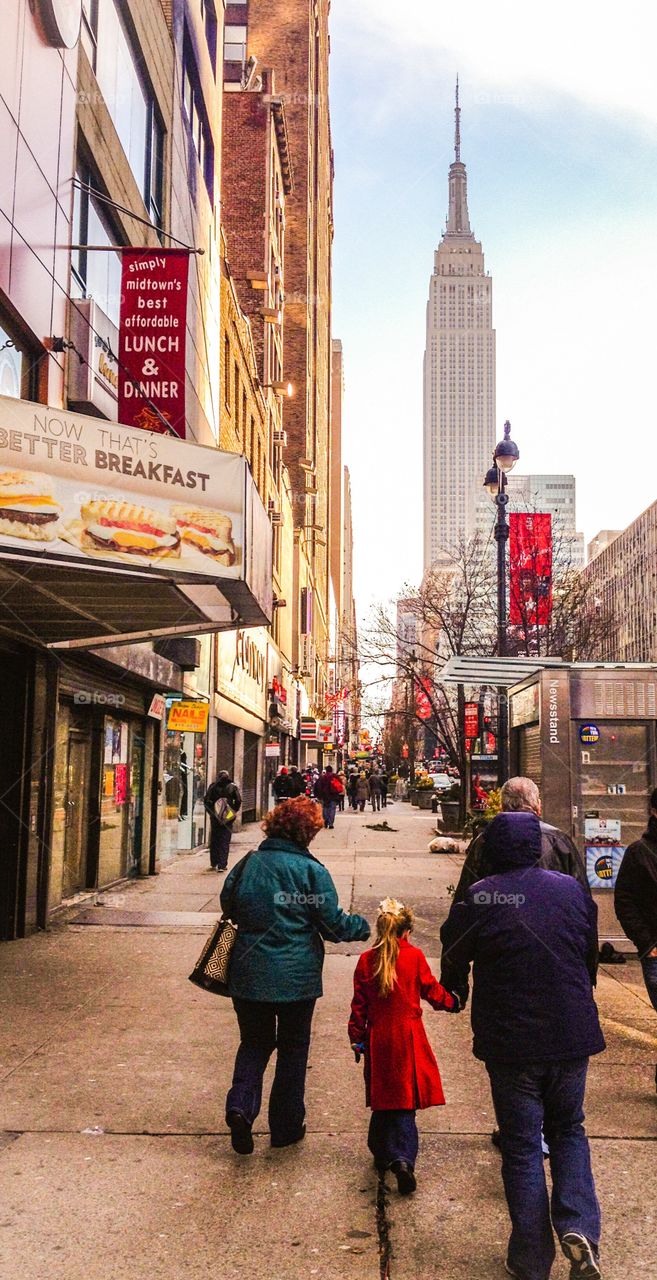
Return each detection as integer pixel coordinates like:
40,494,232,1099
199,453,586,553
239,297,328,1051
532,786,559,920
455,75,461,162
445,80,472,238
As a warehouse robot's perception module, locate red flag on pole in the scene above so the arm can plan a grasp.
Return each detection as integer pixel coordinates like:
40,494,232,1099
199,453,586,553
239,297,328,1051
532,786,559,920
118,249,189,438
509,513,553,626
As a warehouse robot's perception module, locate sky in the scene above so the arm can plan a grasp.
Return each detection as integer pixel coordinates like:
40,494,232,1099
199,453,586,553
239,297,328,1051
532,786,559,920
329,0,657,619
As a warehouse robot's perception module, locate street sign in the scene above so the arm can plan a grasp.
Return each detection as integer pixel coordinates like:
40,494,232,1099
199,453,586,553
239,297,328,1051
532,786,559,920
167,701,209,733
300,717,316,741
464,702,479,740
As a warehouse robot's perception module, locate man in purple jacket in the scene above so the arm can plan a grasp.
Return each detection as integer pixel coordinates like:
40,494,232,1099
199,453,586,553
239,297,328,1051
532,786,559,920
442,811,605,1280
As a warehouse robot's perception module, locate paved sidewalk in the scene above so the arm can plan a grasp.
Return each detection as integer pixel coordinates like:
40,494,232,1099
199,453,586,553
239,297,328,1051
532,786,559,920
0,807,656,1279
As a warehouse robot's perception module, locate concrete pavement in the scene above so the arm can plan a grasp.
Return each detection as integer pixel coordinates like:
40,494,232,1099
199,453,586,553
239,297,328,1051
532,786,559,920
0,805,656,1279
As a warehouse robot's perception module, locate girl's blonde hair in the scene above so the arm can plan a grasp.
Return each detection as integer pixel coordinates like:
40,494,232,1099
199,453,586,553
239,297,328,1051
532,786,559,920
372,898,415,996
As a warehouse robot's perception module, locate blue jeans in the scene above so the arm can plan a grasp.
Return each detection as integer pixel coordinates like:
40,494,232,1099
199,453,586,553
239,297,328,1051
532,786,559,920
641,956,657,1013
368,1110,418,1169
226,998,316,1143
322,800,337,828
486,1059,600,1280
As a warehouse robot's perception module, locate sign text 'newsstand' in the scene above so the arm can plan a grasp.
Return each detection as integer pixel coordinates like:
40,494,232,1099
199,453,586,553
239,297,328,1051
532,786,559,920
0,415,210,492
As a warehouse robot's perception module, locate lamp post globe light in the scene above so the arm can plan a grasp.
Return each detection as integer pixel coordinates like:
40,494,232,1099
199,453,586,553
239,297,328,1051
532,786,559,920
483,420,519,785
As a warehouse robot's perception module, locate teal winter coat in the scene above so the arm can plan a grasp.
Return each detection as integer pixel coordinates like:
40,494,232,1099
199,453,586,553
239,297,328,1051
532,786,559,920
220,837,370,1002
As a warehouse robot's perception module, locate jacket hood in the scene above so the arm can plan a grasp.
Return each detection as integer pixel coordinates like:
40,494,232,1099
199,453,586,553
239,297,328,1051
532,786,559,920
483,812,543,871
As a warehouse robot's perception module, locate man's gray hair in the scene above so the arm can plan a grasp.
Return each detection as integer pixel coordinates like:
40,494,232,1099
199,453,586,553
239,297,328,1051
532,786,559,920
501,776,541,814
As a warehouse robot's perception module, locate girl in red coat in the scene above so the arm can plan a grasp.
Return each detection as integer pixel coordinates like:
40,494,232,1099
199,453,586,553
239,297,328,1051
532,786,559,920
349,897,460,1194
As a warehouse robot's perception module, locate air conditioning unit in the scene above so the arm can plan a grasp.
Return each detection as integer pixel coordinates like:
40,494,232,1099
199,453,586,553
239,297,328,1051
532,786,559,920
273,430,287,447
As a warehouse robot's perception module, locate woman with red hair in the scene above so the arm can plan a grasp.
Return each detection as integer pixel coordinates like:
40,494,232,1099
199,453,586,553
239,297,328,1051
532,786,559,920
220,796,370,1155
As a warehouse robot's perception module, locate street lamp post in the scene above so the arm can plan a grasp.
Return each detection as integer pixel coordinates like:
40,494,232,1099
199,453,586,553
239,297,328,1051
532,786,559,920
483,420,520,786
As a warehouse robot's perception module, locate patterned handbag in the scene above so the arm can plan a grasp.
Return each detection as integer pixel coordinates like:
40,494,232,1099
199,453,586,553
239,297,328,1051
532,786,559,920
188,852,253,996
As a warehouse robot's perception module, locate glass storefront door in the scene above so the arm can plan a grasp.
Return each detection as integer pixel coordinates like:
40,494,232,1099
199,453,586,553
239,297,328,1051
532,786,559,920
161,728,208,858
61,718,92,899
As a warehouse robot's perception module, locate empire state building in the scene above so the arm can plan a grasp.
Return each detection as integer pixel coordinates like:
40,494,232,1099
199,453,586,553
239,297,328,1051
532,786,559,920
423,84,496,570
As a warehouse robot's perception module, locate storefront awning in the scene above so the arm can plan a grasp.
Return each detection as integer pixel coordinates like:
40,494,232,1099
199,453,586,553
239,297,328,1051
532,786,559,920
439,656,566,687
0,559,262,649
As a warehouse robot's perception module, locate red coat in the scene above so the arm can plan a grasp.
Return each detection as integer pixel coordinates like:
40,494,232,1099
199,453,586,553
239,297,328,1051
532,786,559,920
348,939,455,1111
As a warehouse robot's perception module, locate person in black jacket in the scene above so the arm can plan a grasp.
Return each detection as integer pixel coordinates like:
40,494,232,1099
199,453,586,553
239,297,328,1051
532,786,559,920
442,812,604,1280
441,776,588,999
204,770,242,872
287,766,307,798
614,789,657,1088
272,767,292,803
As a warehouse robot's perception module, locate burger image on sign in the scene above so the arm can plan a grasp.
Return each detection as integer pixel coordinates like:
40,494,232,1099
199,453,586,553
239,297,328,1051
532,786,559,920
579,724,600,745
36,0,82,48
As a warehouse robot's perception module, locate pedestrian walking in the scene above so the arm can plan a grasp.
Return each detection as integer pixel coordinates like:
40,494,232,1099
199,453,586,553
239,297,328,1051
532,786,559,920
337,769,347,812
272,766,291,803
314,765,344,829
349,897,460,1194
347,770,359,811
442,775,589,997
441,811,605,1280
368,770,382,812
287,765,307,798
614,786,657,1092
379,770,389,808
356,771,369,813
222,797,370,1154
203,770,242,872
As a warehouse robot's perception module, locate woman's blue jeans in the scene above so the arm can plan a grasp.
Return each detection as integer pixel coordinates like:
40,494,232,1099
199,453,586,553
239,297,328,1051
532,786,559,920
226,997,316,1144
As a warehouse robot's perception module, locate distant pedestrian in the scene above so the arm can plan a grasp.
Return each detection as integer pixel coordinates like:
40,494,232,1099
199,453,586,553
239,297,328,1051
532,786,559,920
272,767,291,803
337,769,347,812
349,897,460,1194
287,766,307,798
369,771,382,812
356,772,369,813
379,771,389,808
314,765,343,829
441,812,605,1280
347,770,359,811
614,786,657,1092
204,770,242,872
222,797,370,1154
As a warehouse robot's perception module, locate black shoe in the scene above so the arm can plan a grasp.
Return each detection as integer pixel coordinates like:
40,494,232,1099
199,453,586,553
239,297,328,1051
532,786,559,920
560,1233,601,1278
216,866,227,874
505,1264,530,1280
271,1124,306,1149
390,1160,416,1195
227,1110,254,1155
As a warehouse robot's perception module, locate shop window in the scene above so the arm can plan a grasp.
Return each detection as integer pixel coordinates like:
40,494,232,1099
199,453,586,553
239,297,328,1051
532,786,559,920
71,164,123,326
0,314,40,401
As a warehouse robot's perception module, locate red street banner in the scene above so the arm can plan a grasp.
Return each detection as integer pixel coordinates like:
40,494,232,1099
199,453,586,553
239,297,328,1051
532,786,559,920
509,512,553,627
415,677,433,721
119,249,189,438
464,702,479,740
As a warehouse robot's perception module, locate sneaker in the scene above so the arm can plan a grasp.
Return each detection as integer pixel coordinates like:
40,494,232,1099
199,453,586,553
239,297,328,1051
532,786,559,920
227,1110,254,1155
390,1159,416,1195
560,1233,601,1278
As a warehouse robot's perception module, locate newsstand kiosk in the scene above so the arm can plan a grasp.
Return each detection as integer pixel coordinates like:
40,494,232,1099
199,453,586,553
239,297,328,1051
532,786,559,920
509,663,657,943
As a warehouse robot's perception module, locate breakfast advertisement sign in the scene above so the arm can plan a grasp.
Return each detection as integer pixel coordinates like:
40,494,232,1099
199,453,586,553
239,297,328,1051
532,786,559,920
0,396,246,583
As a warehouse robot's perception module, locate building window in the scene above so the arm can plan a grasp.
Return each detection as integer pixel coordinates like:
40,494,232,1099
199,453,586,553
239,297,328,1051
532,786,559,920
81,0,98,68
200,0,218,73
71,164,123,326
93,0,165,226
182,36,214,203
224,335,231,408
0,314,39,401
233,362,240,431
224,24,247,62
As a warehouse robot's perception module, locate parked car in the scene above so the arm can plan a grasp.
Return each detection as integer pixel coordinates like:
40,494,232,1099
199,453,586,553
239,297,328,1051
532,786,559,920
429,772,452,792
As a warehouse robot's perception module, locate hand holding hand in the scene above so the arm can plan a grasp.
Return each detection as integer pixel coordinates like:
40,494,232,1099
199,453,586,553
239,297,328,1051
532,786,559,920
447,991,462,1013
351,1042,366,1063
647,947,657,958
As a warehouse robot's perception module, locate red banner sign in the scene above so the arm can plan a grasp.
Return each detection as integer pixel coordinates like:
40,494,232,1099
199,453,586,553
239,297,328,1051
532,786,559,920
509,513,553,627
415,677,433,721
464,702,479,740
118,249,189,438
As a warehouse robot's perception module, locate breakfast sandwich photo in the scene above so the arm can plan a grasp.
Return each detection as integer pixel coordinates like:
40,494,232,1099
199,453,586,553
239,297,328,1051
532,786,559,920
172,506,238,566
0,469,62,541
62,499,181,561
